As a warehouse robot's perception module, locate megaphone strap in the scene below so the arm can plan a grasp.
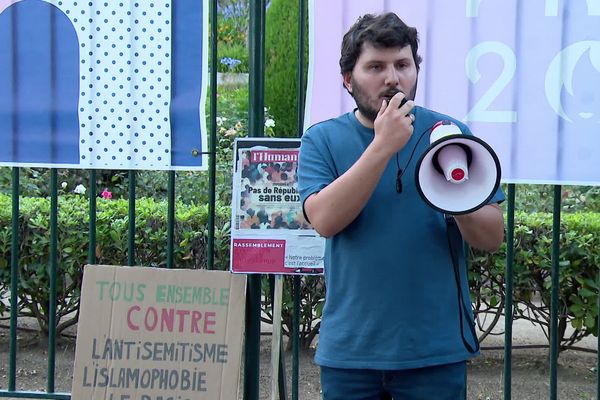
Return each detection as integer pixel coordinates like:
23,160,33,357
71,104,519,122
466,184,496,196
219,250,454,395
445,215,480,354
395,122,439,194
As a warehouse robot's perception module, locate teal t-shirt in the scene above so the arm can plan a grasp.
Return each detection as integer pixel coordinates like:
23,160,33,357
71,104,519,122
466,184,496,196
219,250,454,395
298,106,505,370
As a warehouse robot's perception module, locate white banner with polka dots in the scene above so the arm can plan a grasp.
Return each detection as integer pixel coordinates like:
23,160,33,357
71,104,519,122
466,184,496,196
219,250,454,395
0,0,208,170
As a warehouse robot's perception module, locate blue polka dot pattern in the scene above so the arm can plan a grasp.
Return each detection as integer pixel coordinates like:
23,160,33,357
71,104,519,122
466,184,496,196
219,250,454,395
47,0,172,168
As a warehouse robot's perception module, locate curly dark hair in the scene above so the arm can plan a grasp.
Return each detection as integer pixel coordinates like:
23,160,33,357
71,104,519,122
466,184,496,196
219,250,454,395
340,12,422,75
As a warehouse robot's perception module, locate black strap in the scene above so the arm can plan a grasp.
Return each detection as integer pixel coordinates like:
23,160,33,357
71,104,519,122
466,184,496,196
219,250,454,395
444,215,480,354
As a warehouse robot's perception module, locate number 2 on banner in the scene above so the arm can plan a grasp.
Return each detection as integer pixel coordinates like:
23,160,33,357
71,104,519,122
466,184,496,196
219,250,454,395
464,41,517,123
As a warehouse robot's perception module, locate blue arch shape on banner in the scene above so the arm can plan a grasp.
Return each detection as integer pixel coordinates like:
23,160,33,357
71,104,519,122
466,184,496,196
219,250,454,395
170,0,205,167
0,0,80,164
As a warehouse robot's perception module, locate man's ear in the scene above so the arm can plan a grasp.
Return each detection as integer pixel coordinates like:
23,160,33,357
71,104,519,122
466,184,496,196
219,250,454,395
343,72,353,94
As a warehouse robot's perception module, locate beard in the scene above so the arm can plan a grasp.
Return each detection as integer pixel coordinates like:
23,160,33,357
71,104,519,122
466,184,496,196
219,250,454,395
350,77,418,123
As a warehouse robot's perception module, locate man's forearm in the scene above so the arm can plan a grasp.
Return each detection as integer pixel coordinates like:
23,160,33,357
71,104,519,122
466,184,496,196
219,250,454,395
304,144,391,237
453,204,505,251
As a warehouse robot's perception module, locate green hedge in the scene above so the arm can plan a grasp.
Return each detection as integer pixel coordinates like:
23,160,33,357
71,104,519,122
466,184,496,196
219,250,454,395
0,194,231,334
1,193,599,350
471,211,600,348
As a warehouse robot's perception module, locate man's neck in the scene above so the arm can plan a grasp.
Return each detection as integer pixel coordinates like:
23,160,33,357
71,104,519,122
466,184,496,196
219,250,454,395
354,109,374,129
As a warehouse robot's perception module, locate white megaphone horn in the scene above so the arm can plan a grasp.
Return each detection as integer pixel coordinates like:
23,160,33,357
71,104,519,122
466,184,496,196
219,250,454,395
414,120,501,215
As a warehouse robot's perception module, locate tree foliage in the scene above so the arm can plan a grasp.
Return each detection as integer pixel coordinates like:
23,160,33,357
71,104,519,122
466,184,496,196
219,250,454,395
264,0,308,137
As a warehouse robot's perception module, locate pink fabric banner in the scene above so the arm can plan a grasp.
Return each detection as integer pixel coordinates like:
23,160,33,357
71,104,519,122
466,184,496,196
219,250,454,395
305,0,600,185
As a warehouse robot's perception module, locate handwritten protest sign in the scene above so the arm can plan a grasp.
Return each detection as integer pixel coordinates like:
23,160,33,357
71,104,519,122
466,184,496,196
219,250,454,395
72,265,246,400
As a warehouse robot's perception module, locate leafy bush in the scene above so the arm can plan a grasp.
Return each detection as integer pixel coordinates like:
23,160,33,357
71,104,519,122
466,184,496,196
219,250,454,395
0,192,321,348
0,193,231,335
264,0,308,137
2,188,599,350
258,208,600,350
471,211,600,350
262,275,324,350
0,168,128,199
508,183,600,213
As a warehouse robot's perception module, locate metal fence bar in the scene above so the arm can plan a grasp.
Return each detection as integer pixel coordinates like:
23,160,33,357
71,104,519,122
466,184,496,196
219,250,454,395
244,276,262,400
292,276,301,400
293,0,307,396
47,169,58,393
550,184,562,399
503,183,516,400
0,391,70,399
127,170,136,266
167,171,176,268
278,326,288,400
88,170,97,265
244,1,266,399
9,167,19,392
207,0,218,271
296,0,307,136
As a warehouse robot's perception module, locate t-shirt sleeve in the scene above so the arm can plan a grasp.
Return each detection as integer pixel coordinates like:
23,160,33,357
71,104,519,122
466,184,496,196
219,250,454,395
297,127,337,222
488,185,506,205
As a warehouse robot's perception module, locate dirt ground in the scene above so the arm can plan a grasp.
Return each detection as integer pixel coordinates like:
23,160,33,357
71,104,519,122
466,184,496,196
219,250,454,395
0,323,597,400
256,337,598,400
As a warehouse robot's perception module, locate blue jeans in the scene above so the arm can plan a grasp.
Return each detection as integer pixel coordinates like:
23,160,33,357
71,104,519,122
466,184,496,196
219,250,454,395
320,362,467,400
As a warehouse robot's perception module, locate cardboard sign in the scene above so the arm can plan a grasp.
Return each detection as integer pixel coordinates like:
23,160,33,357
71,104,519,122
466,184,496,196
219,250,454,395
72,265,246,400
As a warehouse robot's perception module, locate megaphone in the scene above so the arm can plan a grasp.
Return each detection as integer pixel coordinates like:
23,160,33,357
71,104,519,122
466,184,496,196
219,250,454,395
414,120,501,215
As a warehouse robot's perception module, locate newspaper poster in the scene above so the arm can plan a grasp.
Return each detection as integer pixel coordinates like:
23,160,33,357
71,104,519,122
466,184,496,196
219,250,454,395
230,138,325,274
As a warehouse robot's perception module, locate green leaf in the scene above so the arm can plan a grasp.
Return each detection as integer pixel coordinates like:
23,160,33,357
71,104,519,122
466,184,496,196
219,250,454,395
579,287,596,298
585,315,596,330
571,318,583,330
490,296,498,308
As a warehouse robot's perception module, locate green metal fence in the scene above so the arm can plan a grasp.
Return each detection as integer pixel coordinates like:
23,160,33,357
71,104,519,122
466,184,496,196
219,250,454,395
1,1,598,399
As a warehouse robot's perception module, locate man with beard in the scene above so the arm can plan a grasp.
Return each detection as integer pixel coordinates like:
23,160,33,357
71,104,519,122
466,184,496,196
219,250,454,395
297,12,505,399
